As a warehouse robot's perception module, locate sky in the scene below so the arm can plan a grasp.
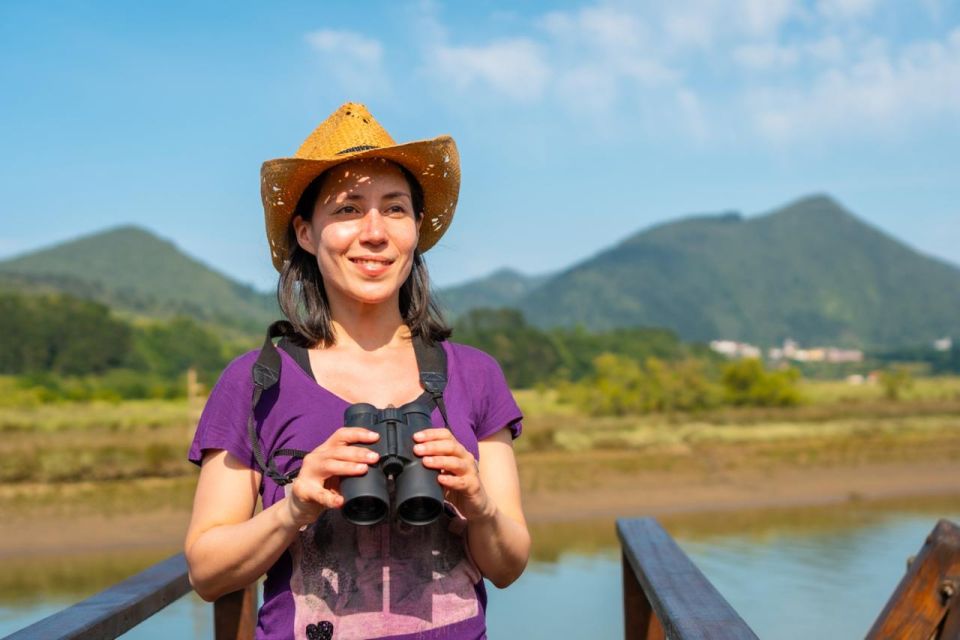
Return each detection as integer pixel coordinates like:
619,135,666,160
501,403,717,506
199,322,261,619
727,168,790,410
1,0,958,291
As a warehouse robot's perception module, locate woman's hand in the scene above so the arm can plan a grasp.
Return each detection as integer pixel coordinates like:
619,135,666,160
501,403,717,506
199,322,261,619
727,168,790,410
413,428,494,522
286,427,380,527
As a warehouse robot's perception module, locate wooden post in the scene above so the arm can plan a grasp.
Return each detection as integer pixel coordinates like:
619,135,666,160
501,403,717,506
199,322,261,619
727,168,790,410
623,552,665,640
214,584,257,640
186,367,198,404
865,519,960,639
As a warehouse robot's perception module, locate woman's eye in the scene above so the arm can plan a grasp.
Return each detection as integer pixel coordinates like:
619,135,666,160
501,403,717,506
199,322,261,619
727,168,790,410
335,205,360,215
386,205,407,216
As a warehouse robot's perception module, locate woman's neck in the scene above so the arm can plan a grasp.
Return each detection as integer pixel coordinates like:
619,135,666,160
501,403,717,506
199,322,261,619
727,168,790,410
326,296,410,352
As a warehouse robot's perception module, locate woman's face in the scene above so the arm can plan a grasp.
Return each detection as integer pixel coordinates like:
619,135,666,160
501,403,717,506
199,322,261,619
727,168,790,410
293,159,421,312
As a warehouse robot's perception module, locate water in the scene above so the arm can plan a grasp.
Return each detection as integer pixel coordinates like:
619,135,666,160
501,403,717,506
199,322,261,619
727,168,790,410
2,501,958,639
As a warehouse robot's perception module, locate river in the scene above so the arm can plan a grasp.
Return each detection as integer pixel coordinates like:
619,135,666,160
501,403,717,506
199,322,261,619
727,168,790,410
2,497,958,639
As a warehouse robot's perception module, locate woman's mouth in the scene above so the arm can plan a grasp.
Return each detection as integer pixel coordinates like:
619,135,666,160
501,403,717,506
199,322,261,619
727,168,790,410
349,256,394,276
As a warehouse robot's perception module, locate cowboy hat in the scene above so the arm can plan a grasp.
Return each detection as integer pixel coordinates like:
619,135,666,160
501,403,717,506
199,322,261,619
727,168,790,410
260,102,460,272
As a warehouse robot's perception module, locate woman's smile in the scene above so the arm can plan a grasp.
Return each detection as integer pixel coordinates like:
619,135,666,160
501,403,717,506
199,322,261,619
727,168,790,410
348,254,396,277
293,158,421,310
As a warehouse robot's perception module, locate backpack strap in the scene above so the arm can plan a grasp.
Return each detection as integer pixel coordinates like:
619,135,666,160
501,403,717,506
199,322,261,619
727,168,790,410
248,321,308,486
412,334,450,428
248,324,450,486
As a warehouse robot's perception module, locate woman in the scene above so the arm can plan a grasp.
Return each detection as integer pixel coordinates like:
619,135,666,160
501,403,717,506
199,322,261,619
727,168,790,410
184,103,529,640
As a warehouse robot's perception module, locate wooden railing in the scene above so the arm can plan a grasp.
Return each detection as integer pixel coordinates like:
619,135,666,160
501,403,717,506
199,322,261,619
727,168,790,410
617,518,759,639
6,517,958,639
865,518,960,639
1,554,256,640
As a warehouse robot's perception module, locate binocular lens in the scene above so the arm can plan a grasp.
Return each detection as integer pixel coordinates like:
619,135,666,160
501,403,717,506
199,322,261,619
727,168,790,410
397,496,442,526
341,495,388,526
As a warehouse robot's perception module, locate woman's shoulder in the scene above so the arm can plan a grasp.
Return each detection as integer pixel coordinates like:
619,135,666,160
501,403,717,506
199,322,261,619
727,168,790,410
443,340,500,369
442,340,509,382
210,349,262,389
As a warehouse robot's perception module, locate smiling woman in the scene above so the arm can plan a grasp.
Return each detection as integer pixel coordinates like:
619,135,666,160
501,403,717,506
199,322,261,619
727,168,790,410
279,158,448,349
183,103,529,640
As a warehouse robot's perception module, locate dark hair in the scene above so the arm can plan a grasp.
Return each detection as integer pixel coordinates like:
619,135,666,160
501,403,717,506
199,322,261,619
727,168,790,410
277,159,452,347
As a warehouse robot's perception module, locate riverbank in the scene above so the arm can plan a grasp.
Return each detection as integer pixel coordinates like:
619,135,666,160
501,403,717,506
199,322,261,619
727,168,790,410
2,381,958,557
2,456,958,559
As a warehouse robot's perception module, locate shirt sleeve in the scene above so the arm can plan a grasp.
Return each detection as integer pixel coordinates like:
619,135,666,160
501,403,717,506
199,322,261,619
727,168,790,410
474,352,523,442
187,352,258,469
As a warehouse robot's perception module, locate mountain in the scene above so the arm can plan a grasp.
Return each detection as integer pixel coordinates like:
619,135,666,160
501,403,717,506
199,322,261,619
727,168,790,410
0,226,278,332
4,194,958,348
452,195,960,348
437,268,550,318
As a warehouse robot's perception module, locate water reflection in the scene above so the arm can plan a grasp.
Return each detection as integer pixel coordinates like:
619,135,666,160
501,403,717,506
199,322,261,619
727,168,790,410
2,495,958,639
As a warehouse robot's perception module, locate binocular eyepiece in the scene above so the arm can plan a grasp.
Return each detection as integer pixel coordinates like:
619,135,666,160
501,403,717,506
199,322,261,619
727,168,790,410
339,400,444,526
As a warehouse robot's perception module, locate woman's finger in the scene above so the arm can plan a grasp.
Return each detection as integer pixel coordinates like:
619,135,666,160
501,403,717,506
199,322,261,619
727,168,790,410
328,445,380,465
412,428,454,442
413,439,465,458
317,459,372,478
329,427,380,445
436,473,473,491
421,455,474,475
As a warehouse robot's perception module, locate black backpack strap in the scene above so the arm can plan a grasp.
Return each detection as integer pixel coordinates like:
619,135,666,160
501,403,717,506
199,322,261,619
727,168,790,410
277,336,314,379
412,335,450,428
248,320,308,486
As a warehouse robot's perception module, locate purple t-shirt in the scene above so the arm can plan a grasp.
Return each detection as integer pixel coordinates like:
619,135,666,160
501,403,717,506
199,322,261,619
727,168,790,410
188,340,523,640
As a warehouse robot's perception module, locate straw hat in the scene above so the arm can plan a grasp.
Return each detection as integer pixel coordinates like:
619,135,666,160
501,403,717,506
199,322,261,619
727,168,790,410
260,103,460,272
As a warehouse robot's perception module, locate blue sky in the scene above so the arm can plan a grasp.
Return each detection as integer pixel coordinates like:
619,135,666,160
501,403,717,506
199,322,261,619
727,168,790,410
1,0,958,290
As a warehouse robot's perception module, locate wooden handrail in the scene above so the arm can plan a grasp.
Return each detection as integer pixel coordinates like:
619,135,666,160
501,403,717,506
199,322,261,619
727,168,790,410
865,518,960,639
617,518,759,640
1,553,256,640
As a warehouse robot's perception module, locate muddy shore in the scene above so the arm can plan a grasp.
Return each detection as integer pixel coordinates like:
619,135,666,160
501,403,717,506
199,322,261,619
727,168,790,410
3,458,958,558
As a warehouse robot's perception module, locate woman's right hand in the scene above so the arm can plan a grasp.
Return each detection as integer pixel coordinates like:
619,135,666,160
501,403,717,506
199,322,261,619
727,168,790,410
285,427,380,527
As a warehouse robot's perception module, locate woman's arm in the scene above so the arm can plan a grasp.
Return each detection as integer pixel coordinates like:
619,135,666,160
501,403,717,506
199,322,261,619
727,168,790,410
414,427,530,588
466,428,530,587
184,450,306,601
184,428,381,601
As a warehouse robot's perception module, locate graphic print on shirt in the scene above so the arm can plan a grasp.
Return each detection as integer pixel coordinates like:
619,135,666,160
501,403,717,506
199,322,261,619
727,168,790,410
289,506,482,640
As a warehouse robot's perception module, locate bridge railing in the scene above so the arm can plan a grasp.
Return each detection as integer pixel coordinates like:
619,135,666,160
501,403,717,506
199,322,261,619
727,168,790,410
1,554,256,640
6,516,957,639
617,517,759,640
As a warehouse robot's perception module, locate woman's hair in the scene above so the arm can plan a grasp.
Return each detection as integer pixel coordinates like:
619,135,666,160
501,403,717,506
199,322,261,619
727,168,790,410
277,160,452,347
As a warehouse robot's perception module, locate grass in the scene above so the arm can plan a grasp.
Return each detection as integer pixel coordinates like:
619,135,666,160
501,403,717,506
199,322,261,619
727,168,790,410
0,376,955,487
0,395,200,432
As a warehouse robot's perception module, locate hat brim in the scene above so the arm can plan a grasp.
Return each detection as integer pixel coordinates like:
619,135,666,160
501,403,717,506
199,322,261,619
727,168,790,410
260,135,460,272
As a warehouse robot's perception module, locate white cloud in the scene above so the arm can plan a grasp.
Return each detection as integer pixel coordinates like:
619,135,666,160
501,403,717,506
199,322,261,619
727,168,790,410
740,0,797,37
305,29,383,66
817,0,878,21
733,42,801,70
304,29,385,93
806,35,846,63
746,28,960,141
407,1,959,144
675,88,709,140
432,39,550,103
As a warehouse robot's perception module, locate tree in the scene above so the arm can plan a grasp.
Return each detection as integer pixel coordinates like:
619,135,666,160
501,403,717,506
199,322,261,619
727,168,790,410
879,366,913,401
720,358,802,407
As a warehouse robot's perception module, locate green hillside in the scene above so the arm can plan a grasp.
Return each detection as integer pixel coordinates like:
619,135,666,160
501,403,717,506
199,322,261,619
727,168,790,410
438,268,549,318
506,195,960,348
0,226,278,332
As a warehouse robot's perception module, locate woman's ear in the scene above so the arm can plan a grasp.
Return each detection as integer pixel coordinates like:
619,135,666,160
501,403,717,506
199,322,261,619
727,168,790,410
292,216,317,256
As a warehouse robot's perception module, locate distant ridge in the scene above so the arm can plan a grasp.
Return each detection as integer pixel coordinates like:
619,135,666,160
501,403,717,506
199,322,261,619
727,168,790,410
438,268,550,318
445,194,960,348
6,194,958,348
0,225,277,332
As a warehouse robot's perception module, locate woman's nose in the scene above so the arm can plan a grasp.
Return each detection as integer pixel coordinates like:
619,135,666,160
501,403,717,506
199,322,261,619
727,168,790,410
359,209,387,245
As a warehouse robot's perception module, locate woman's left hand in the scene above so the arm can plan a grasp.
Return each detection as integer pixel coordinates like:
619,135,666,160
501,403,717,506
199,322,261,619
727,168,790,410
413,428,494,522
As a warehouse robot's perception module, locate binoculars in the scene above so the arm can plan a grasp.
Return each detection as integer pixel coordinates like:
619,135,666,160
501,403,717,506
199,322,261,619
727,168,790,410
339,400,444,526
